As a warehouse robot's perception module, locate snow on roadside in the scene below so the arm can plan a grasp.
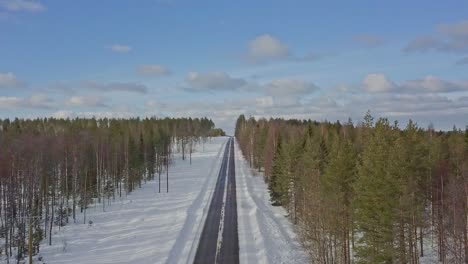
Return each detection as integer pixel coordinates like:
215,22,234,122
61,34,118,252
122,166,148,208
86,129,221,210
34,137,228,264
235,140,310,264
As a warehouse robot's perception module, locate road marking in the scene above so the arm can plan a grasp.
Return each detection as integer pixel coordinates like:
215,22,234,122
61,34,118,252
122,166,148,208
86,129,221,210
215,139,230,263
194,137,238,264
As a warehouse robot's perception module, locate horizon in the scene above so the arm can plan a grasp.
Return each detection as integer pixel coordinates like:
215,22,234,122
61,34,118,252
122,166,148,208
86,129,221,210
1,0,468,134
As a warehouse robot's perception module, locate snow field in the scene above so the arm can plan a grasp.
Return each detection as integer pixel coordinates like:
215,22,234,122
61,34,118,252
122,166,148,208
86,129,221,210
15,136,311,264
36,137,228,264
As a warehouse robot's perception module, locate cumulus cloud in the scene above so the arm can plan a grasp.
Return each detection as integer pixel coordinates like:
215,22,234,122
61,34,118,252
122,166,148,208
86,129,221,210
137,65,171,77
28,93,54,108
0,72,23,88
437,20,468,39
353,34,384,47
0,96,23,108
363,74,468,94
151,82,468,133
52,110,75,119
46,80,148,94
242,34,331,64
349,93,468,120
107,44,132,53
404,20,468,53
245,34,290,63
363,74,397,93
404,36,442,53
402,76,468,93
263,79,319,97
0,94,54,109
0,0,46,12
185,72,247,91
52,111,135,119
65,96,107,107
145,99,167,109
84,81,148,94
85,111,127,118
45,81,76,94
254,96,274,108
44,73,468,134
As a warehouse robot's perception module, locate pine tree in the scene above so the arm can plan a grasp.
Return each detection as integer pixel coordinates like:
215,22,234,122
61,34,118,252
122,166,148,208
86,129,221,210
269,135,289,206
354,117,398,263
322,137,357,264
233,114,467,263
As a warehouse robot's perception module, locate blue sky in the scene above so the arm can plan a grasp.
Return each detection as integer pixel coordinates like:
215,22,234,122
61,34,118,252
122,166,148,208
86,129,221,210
1,0,468,133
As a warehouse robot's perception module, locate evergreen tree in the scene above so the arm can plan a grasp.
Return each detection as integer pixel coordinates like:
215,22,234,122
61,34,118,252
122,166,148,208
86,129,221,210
269,135,289,206
234,114,467,263
322,137,357,264
354,118,398,263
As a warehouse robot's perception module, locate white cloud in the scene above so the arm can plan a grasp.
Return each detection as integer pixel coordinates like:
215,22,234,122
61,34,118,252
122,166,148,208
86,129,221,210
437,20,468,39
65,96,106,107
350,93,468,119
255,96,274,108
404,20,468,53
84,81,148,94
242,34,332,64
28,93,53,108
0,94,54,109
45,81,76,94
52,110,75,119
0,0,46,12
47,80,147,94
108,44,132,53
353,34,384,47
52,111,135,119
137,65,171,77
363,74,468,94
89,112,134,119
363,74,397,93
185,72,247,91
0,96,23,108
402,76,468,93
245,34,290,63
38,73,468,134
404,36,441,53
0,72,22,88
145,99,167,109
270,96,301,108
263,79,319,97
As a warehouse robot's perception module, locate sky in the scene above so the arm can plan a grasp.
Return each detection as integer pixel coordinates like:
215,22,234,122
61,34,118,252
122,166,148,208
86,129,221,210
1,0,468,134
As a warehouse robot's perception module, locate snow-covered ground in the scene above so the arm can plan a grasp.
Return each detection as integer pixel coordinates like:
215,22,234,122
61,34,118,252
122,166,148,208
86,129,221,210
5,136,310,264
235,140,310,264
35,137,228,264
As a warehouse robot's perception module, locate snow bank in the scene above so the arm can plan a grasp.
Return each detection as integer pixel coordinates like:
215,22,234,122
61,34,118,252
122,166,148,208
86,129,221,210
235,140,310,264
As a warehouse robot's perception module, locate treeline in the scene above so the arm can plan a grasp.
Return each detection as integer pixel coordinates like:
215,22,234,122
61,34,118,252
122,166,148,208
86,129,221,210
0,117,221,263
235,113,467,264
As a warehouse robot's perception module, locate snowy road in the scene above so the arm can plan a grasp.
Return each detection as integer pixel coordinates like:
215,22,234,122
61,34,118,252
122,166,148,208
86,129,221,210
194,137,239,264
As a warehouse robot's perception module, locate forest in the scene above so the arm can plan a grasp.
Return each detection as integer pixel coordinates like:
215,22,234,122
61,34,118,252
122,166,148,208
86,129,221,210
0,117,224,263
235,113,467,264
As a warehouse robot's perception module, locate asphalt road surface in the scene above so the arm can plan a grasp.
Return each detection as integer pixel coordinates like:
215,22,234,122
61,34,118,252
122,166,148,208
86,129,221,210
194,138,239,264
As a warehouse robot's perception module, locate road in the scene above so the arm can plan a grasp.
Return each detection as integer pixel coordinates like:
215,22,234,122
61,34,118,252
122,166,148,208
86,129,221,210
194,137,239,264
